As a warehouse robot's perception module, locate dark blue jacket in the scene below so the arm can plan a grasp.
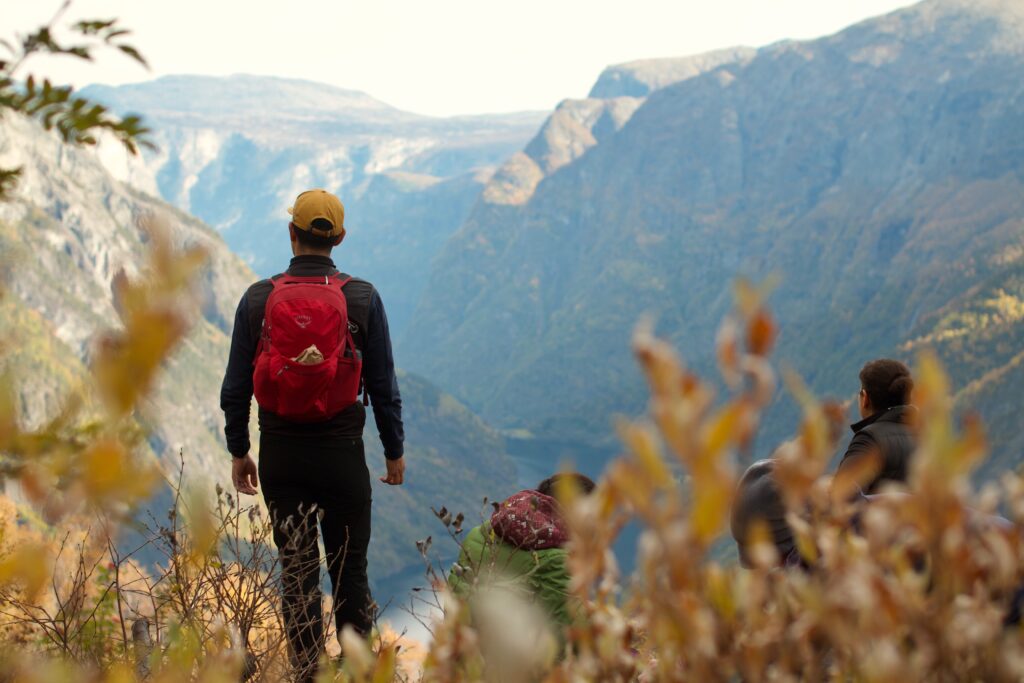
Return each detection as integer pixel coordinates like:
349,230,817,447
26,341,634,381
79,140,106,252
837,405,916,494
220,255,404,459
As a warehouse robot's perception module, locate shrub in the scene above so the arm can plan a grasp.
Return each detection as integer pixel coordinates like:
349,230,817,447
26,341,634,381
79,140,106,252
2,232,1022,682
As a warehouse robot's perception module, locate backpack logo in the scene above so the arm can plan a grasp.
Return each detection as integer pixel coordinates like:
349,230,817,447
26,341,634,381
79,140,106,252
294,314,313,329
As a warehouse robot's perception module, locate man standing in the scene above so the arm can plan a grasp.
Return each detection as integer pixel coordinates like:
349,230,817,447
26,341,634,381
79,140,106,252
220,189,404,680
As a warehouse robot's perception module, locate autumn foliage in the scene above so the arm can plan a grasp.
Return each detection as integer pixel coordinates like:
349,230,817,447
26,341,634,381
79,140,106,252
1,228,1024,683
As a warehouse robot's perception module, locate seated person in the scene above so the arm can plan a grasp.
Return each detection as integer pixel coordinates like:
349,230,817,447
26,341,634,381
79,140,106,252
836,358,917,494
730,459,801,569
732,458,932,571
448,473,596,630
730,461,1020,625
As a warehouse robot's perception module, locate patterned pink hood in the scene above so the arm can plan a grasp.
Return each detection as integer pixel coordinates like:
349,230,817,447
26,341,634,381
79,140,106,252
490,490,569,550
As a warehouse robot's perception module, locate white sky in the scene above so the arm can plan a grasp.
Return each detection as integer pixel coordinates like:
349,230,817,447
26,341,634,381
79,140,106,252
6,0,918,117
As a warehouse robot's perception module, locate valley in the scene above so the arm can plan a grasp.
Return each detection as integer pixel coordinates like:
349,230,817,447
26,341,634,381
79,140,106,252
2,0,1022,609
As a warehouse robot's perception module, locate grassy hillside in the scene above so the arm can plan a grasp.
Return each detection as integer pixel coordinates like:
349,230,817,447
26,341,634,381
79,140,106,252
903,259,1024,478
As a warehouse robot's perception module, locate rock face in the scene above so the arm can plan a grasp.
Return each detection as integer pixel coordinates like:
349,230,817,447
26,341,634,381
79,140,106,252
84,75,547,333
0,116,516,582
402,0,1024,462
0,114,253,475
588,47,757,98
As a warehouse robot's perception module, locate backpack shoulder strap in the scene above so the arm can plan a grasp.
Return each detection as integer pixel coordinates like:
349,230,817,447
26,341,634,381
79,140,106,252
334,273,370,345
251,275,283,363
253,273,290,363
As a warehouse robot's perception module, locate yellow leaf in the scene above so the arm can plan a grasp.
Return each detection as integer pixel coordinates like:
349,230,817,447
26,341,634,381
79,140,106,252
183,488,218,565
787,512,819,565
0,540,51,599
700,403,743,461
372,645,398,683
341,624,374,679
81,439,129,498
690,474,732,545
704,563,736,621
619,421,671,486
741,518,779,570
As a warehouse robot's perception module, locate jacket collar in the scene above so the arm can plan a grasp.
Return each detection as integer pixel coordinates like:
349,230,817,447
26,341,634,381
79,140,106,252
850,404,916,434
285,254,337,276
288,254,335,268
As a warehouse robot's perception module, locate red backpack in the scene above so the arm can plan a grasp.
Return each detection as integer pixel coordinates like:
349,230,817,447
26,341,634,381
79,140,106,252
252,273,362,422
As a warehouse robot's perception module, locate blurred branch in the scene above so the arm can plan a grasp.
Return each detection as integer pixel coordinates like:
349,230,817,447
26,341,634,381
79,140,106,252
0,0,153,200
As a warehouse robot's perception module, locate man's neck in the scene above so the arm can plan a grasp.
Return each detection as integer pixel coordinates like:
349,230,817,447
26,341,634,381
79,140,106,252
292,246,334,258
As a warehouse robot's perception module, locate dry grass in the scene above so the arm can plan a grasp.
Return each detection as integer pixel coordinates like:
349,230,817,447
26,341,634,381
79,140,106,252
1,230,1022,682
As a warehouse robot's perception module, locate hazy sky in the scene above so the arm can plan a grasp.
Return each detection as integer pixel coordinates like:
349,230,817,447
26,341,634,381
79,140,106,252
7,0,918,117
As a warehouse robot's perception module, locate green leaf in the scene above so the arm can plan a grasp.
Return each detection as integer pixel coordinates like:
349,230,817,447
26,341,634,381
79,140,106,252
72,19,118,36
117,44,147,68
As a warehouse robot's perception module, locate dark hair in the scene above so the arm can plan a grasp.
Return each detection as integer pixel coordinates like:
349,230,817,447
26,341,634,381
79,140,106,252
859,358,913,411
536,472,596,498
291,218,338,250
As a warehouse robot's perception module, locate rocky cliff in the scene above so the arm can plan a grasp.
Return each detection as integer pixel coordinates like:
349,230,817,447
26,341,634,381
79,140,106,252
0,114,253,474
0,115,516,582
84,75,547,333
401,0,1024,466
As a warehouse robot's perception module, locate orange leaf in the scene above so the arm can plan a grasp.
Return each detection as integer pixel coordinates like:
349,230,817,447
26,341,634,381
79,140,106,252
746,308,776,357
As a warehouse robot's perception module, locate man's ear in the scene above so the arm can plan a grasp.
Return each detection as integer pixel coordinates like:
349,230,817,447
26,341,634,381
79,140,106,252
288,222,298,243
333,232,345,247
858,388,870,413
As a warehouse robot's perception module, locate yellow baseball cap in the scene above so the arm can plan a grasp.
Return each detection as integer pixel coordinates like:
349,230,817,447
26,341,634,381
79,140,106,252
287,189,345,237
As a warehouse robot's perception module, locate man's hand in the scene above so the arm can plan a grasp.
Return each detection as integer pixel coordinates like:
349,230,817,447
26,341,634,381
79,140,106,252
380,456,405,486
232,454,259,495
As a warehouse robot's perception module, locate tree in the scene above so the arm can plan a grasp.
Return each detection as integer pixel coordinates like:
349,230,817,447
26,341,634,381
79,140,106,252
0,0,152,199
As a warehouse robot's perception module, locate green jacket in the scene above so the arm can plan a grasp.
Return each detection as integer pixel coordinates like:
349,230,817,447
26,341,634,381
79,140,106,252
448,523,574,628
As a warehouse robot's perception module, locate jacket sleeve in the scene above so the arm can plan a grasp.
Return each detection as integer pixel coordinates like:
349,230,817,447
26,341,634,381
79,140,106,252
363,289,405,459
220,292,256,458
533,550,573,628
835,432,882,494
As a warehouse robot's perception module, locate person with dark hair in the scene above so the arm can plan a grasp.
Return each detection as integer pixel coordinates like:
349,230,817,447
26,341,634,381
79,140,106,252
448,473,595,633
730,460,1024,626
835,358,917,494
730,459,802,569
220,189,404,681
535,473,597,499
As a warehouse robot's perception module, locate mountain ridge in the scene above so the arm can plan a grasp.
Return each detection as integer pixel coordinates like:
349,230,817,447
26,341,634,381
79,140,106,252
400,0,1024,466
82,74,548,330
84,73,551,125
588,46,757,99
0,115,518,584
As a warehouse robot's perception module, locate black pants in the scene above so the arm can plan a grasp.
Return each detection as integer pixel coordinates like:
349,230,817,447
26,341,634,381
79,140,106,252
259,433,373,679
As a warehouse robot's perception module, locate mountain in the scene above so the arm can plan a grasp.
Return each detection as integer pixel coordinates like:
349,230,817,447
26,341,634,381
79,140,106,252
588,47,757,98
366,371,518,573
83,75,547,334
0,115,517,584
902,257,1024,478
401,0,1024,466
0,114,252,472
